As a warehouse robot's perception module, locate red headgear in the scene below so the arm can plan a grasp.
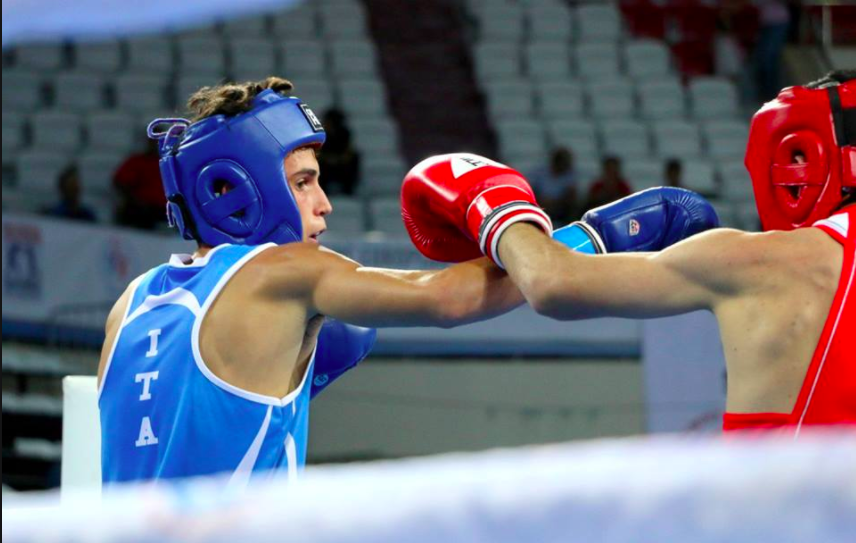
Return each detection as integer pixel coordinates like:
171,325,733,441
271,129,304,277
745,77,855,231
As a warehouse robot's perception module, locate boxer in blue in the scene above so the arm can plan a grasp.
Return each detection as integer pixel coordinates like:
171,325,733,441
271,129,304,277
97,77,717,487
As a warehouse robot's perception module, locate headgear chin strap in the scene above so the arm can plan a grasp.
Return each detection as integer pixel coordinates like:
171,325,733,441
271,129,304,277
745,78,855,231
147,89,326,246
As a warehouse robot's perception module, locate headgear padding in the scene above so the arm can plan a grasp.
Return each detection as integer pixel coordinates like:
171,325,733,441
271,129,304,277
745,77,855,231
148,89,326,246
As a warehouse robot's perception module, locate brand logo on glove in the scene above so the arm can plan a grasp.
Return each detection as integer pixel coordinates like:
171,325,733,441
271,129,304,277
451,155,496,179
629,219,641,237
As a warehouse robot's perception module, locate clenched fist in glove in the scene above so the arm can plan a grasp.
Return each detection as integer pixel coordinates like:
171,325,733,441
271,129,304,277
401,154,552,268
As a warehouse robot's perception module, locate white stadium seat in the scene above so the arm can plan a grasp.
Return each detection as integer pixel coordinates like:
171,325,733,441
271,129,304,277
16,150,71,199
600,119,650,160
2,112,26,152
31,111,82,152
280,40,327,78
718,160,755,202
485,79,535,119
536,80,585,119
638,79,686,120
272,5,318,39
361,155,407,197
337,78,387,116
291,78,335,113
15,43,66,72
320,3,368,39
370,197,409,238
527,6,574,42
473,43,521,82
177,37,226,77
703,120,749,159
587,80,635,118
52,72,106,112
576,4,622,43
624,158,663,191
2,71,44,111
330,40,378,76
73,40,123,73
349,117,399,154
682,159,717,195
495,119,547,162
228,39,277,82
113,73,170,112
86,111,136,153
624,40,671,80
222,15,269,37
525,42,572,82
325,197,366,237
690,77,739,119
478,7,525,42
127,38,174,74
575,43,620,81
77,150,125,198
652,120,702,158
547,119,598,156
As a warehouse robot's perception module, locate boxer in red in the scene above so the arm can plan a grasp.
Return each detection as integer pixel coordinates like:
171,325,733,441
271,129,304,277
401,71,855,434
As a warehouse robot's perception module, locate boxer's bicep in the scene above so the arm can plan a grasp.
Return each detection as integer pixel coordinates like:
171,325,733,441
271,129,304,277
531,229,755,320
312,263,449,327
601,228,768,317
310,254,521,328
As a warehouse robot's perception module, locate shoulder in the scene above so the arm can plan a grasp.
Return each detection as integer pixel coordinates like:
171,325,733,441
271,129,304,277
241,242,359,295
105,273,146,334
683,227,830,267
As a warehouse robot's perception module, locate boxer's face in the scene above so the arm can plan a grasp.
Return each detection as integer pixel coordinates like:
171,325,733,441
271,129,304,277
285,147,332,244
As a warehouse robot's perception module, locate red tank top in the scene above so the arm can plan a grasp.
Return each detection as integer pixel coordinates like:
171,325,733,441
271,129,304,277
723,207,856,434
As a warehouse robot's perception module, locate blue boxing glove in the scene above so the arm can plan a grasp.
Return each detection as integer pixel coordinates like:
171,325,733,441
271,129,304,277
311,319,377,399
553,187,719,254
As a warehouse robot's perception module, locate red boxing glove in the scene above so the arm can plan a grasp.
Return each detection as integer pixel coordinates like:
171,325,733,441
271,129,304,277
401,153,552,268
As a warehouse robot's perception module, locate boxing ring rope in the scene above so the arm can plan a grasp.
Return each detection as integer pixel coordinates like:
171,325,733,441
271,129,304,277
5,430,855,543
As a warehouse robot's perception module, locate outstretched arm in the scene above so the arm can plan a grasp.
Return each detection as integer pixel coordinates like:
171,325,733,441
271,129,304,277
257,243,524,329
498,224,773,320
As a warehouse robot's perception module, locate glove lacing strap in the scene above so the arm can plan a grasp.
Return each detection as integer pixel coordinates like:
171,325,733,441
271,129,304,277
478,202,553,269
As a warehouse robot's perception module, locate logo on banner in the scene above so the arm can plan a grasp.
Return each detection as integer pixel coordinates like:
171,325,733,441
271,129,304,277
3,223,43,300
102,237,137,296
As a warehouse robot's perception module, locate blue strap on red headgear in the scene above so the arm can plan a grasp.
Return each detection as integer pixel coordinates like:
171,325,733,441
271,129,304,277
147,89,326,246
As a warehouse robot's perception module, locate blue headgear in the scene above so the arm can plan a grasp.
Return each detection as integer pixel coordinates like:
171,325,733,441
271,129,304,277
147,89,326,246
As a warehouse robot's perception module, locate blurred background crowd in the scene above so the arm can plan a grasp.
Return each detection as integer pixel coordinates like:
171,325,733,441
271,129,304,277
2,0,853,491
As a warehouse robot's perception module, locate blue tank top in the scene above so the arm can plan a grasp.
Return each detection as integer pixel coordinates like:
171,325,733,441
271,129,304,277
99,243,314,488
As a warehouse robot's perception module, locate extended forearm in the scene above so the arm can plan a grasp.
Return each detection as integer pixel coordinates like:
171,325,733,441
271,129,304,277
431,258,525,327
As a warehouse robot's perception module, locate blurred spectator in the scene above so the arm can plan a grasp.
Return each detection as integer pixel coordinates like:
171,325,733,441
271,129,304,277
113,138,166,230
665,159,683,188
753,0,791,101
584,156,632,211
42,165,97,223
528,147,578,223
317,108,360,196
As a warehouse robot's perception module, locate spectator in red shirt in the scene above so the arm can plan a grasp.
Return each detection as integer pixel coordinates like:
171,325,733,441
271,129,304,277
584,156,632,211
113,138,166,230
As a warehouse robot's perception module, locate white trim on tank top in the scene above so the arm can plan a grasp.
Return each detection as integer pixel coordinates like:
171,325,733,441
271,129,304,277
814,212,849,239
168,243,230,268
226,404,273,491
123,288,202,326
98,273,148,401
191,243,317,407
